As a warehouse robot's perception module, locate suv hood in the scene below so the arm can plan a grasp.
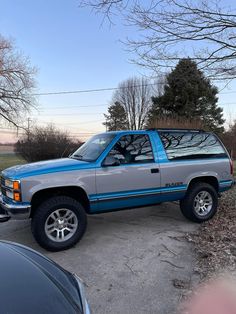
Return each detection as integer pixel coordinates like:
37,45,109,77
2,158,94,179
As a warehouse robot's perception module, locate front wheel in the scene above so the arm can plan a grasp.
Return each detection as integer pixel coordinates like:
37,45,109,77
180,183,218,223
31,196,87,251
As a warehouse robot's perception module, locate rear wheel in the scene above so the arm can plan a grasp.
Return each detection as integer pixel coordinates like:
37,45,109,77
180,182,218,223
31,196,87,251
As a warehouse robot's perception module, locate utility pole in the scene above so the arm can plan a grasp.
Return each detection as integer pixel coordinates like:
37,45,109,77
27,118,31,140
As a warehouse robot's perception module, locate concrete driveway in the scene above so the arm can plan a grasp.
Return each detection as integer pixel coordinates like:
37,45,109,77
0,203,199,314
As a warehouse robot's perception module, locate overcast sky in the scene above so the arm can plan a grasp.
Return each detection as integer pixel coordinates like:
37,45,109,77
0,0,236,143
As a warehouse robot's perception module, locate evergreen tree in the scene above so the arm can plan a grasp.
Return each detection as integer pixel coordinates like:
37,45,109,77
148,59,225,133
103,102,129,131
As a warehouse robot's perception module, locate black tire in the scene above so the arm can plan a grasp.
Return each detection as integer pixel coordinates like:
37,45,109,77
180,182,218,223
31,196,87,251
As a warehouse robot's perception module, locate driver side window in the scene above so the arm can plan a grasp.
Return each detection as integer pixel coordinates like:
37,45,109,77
107,134,154,164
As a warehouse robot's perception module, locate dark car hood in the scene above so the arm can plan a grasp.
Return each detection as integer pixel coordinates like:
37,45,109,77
0,241,82,314
2,157,92,179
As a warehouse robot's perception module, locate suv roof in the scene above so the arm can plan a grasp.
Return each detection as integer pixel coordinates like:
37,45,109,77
101,129,207,136
147,128,205,133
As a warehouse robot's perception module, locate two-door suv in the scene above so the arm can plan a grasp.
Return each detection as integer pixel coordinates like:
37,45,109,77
0,128,234,251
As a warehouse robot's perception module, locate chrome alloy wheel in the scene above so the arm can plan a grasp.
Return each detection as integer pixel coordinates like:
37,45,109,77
193,191,213,216
45,209,78,242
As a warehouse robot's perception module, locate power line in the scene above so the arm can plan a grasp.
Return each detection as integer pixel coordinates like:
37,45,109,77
33,87,121,96
220,91,236,95
36,119,105,125
37,102,233,111
32,83,161,96
0,130,24,135
219,102,236,106
75,119,104,125
0,127,99,135
0,127,97,134
34,113,104,116
34,120,105,127
0,130,98,138
38,104,107,110
31,82,236,97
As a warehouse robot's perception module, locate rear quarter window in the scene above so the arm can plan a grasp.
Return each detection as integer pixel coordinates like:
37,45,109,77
159,132,228,160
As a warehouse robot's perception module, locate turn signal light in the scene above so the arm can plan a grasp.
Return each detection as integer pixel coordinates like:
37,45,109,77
13,181,20,190
14,192,21,202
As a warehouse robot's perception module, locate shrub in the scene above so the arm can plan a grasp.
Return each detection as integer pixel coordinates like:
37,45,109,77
148,116,205,130
220,122,236,159
15,125,82,162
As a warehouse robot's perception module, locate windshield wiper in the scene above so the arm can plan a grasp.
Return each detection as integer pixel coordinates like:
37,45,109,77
70,154,83,160
70,154,93,162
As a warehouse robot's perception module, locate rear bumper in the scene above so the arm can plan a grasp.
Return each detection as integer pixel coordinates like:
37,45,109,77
0,193,31,220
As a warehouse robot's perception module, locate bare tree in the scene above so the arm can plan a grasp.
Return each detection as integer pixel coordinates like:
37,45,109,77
0,35,36,128
79,0,132,21
111,77,153,130
80,0,236,79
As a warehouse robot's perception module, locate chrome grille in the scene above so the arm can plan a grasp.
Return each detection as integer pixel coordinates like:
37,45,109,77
1,176,5,187
0,176,6,196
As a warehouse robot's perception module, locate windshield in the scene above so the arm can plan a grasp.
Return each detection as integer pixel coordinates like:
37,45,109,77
71,133,115,162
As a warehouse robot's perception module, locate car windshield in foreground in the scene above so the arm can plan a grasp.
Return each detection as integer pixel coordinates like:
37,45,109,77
71,133,115,162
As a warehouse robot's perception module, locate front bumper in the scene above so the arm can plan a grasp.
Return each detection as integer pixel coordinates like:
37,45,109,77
0,193,31,220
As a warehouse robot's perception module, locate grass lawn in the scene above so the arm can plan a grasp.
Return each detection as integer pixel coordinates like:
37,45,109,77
0,154,26,172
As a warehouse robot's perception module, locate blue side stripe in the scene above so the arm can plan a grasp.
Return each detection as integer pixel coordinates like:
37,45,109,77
89,185,187,201
219,179,233,193
220,179,233,183
90,179,233,202
219,180,233,186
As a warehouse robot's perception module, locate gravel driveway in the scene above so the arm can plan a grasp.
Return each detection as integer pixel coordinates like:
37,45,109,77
0,202,199,314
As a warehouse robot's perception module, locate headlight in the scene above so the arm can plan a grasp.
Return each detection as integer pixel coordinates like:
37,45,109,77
5,190,21,201
5,179,20,190
5,190,13,199
4,179,21,202
4,179,13,188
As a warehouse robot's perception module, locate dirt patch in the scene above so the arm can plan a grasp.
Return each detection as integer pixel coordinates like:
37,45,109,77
189,186,236,280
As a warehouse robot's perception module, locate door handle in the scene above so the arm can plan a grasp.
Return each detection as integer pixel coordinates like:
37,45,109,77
151,168,159,174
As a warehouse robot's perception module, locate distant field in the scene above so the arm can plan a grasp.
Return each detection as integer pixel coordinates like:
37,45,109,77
0,144,26,171
0,145,15,154
0,154,26,171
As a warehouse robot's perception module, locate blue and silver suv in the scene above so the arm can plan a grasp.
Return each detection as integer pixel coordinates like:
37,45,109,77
0,128,234,251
